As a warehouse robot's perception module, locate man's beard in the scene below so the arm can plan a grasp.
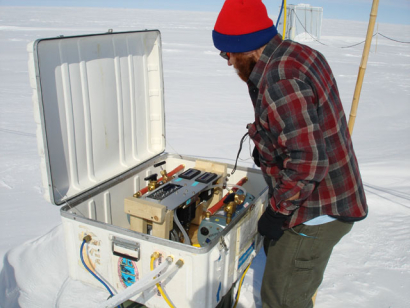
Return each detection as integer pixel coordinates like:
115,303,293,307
234,53,258,82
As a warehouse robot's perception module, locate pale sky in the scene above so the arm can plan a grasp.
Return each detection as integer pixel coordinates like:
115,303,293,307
0,0,409,25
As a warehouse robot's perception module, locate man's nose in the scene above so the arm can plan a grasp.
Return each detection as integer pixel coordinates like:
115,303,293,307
227,59,232,66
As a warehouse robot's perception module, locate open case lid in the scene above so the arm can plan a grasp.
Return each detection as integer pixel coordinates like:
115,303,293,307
28,30,165,205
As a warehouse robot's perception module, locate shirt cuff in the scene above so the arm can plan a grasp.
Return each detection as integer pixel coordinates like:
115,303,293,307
271,181,316,214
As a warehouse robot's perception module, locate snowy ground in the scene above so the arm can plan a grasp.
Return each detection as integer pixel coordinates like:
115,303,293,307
0,6,410,308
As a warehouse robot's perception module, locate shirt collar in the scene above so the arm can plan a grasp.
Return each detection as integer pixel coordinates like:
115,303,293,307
248,34,283,89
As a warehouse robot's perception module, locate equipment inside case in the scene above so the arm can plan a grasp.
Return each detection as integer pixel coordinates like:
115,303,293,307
28,29,268,308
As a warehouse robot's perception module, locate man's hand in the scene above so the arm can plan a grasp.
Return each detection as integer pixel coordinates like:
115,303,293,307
287,192,300,201
258,206,288,241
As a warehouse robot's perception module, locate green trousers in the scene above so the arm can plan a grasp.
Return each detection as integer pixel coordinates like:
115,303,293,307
261,219,354,308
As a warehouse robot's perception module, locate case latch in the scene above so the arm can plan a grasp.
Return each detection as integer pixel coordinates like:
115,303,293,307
112,237,140,262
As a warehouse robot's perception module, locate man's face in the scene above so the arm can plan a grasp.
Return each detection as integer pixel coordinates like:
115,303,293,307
227,52,259,82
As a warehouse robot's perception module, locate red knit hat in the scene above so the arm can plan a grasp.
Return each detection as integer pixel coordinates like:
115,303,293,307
213,0,277,52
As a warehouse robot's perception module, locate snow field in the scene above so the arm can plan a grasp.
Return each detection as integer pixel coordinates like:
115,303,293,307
0,6,409,308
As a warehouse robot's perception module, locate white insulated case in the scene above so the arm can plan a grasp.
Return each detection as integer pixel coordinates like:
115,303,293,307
28,30,268,308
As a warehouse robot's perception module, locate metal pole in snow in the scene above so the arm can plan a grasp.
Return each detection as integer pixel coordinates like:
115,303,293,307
347,0,380,135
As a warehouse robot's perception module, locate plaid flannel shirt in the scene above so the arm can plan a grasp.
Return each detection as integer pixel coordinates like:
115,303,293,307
247,35,367,228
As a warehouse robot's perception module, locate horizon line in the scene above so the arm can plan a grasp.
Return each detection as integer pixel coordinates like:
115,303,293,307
1,4,409,26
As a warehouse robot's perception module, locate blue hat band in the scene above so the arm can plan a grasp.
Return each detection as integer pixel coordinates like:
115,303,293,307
213,26,278,53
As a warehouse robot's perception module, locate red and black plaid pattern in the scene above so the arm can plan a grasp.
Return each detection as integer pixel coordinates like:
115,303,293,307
248,35,367,228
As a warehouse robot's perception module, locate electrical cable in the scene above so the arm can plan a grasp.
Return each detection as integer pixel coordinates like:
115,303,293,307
285,7,406,49
283,0,287,39
340,34,377,49
173,214,191,245
231,132,249,175
232,261,252,308
291,9,380,49
150,253,176,308
377,33,410,44
56,186,86,217
80,240,121,308
276,0,284,27
163,134,183,159
290,227,318,239
292,9,328,46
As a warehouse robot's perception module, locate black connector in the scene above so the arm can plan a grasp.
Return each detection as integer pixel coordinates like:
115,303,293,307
144,174,158,182
223,193,236,204
179,168,201,180
196,172,218,184
154,161,166,168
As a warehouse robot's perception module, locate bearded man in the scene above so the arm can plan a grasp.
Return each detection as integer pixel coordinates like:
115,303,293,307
212,1,368,307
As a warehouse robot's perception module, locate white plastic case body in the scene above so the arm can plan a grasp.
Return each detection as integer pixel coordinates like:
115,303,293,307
28,30,267,308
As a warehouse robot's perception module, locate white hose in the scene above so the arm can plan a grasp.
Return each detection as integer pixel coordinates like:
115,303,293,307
227,184,247,197
173,214,191,245
99,257,173,308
